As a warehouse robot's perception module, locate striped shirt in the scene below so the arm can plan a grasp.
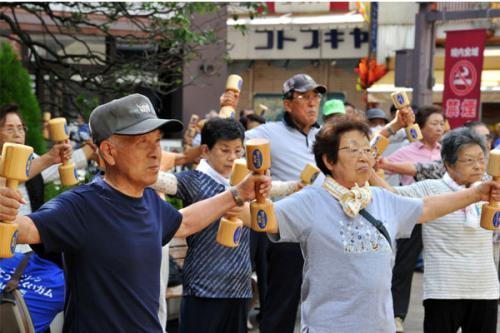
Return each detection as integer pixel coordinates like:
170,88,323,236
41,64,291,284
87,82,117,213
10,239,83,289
396,179,499,300
175,170,252,298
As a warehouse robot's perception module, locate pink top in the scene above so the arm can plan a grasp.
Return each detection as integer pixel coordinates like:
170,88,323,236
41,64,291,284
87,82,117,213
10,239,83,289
387,141,441,185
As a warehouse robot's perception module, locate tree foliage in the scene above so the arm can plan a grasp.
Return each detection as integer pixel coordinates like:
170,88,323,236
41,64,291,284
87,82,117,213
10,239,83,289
0,2,239,112
0,42,46,154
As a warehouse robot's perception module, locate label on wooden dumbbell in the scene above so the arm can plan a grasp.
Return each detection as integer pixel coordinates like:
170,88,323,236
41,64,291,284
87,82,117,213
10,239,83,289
310,172,319,184
10,230,18,255
395,94,405,106
252,150,263,169
25,153,33,178
494,212,500,228
233,226,242,244
257,210,267,229
408,128,418,140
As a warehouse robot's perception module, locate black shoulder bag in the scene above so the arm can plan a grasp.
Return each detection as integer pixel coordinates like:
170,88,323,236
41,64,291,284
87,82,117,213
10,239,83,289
0,252,36,333
359,209,393,250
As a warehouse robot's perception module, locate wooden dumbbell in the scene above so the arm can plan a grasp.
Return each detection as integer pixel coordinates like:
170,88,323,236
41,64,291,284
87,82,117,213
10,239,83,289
246,139,277,233
216,159,250,248
391,91,423,142
370,134,390,157
0,143,33,258
42,112,51,140
255,104,268,116
48,118,79,186
480,150,500,230
300,163,320,185
219,74,243,119
443,119,451,133
190,114,199,125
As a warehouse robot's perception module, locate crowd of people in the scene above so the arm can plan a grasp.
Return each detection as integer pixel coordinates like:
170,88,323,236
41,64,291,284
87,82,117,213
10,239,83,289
0,72,499,333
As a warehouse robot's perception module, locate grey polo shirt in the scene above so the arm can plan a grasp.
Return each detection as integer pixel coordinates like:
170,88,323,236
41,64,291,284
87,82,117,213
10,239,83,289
245,116,324,184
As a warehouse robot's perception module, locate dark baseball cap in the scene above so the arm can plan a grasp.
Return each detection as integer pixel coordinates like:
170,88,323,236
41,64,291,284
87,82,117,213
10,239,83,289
283,74,327,96
89,94,183,144
365,108,389,123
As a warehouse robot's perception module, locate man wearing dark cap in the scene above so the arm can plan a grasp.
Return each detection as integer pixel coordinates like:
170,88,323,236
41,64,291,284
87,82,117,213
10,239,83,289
366,108,389,129
7,94,271,332
244,74,327,333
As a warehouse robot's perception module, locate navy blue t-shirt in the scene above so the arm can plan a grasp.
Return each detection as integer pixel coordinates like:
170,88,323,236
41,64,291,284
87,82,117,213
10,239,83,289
29,177,182,333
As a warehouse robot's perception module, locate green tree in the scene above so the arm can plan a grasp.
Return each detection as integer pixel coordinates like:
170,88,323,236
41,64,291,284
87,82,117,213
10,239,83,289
0,2,266,113
0,42,46,154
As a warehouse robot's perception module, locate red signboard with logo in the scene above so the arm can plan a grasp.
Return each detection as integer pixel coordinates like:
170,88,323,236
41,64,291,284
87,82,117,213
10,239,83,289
442,29,486,129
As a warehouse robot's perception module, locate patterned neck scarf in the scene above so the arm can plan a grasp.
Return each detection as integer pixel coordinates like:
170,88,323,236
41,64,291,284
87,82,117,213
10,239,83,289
442,172,481,229
322,175,372,217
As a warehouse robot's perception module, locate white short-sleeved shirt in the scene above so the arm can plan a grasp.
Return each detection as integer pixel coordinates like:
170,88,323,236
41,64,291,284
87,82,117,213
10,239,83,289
245,120,323,184
271,186,423,333
396,179,499,300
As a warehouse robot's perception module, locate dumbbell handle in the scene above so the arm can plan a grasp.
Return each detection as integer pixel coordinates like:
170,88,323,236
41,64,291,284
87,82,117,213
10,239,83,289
489,176,500,205
55,139,71,165
6,179,19,191
254,170,266,204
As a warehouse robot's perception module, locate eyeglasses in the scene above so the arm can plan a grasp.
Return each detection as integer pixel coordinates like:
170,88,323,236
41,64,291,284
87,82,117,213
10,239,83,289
217,147,243,158
338,146,376,158
456,158,485,166
293,93,323,104
3,126,27,135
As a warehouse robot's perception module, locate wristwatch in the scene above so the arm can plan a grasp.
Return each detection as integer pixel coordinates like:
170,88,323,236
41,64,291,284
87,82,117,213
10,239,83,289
230,187,245,206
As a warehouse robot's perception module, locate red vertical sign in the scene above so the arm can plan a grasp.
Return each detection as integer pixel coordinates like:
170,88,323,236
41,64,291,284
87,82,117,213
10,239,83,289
442,29,486,129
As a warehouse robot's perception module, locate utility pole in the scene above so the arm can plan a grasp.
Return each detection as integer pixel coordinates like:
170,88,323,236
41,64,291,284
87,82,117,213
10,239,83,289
412,3,435,108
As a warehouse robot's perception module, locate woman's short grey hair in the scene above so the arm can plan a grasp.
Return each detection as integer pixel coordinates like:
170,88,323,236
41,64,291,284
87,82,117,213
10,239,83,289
441,127,487,166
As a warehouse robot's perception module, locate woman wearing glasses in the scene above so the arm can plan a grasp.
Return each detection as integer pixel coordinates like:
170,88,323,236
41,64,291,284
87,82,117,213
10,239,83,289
267,119,500,333
383,127,498,333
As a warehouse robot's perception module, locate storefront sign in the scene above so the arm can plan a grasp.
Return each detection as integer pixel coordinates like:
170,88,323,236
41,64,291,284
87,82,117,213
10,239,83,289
442,29,486,128
228,27,369,60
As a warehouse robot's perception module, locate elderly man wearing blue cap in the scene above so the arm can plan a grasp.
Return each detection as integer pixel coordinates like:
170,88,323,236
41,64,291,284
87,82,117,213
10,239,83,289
6,94,271,332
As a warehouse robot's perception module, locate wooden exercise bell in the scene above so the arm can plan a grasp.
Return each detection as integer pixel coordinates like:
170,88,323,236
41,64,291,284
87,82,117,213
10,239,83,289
370,134,390,157
246,139,276,233
216,159,250,248
255,104,268,116
300,163,320,185
480,150,500,230
0,143,33,258
42,112,51,140
219,74,243,119
48,118,79,186
390,91,423,142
